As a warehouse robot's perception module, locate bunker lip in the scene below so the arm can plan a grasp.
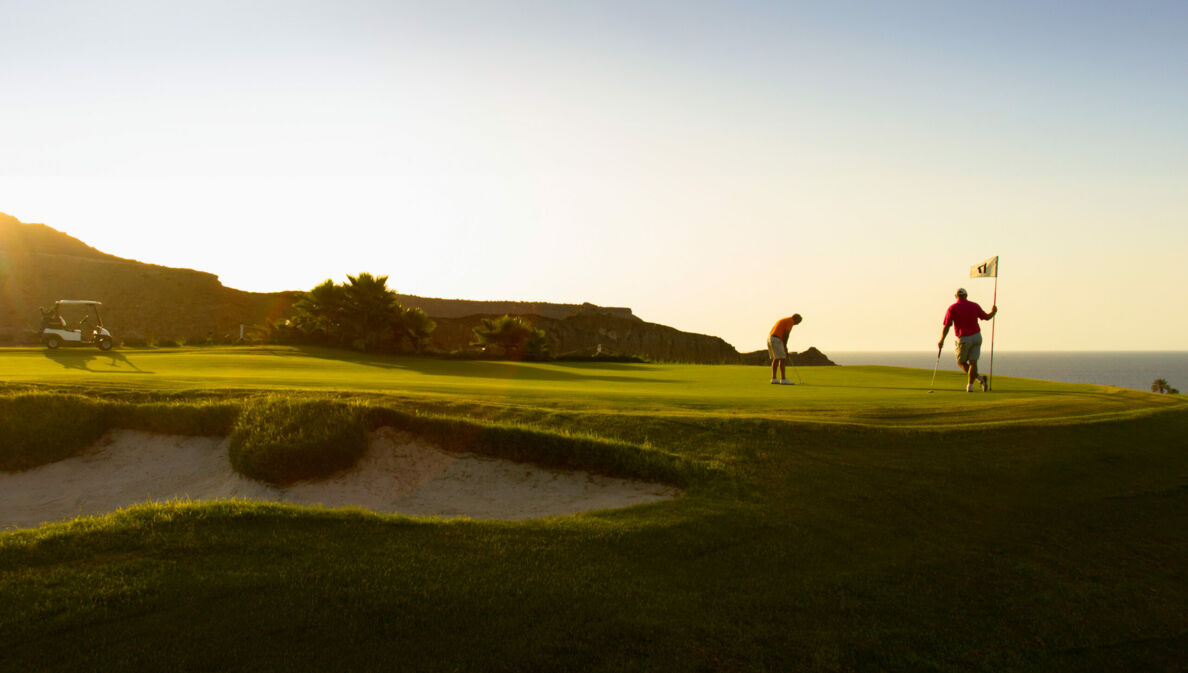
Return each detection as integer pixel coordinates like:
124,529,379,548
0,427,681,530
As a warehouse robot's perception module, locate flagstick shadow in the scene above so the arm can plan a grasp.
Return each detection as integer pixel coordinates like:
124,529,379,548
805,383,957,393
804,382,1131,400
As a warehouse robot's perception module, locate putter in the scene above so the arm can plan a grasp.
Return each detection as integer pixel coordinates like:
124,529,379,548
928,345,942,393
789,360,804,384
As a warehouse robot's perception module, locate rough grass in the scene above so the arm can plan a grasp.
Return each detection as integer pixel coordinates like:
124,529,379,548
0,393,108,469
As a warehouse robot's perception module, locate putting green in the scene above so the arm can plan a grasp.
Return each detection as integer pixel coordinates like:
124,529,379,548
1,346,1181,428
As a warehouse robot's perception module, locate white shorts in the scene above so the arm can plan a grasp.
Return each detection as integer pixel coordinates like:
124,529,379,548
767,335,788,360
955,333,983,364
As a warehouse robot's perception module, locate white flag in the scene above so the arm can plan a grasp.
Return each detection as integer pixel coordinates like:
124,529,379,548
970,256,998,278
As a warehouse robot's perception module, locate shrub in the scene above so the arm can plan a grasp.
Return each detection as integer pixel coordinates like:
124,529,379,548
1151,378,1179,395
121,337,153,348
155,338,181,348
229,397,367,485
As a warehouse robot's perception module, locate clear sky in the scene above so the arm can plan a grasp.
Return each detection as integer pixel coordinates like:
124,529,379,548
2,0,1185,351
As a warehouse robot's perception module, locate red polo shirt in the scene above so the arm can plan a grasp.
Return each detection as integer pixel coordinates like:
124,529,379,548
943,299,991,338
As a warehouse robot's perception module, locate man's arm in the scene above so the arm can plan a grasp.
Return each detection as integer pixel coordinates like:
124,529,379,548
981,305,998,320
938,324,950,349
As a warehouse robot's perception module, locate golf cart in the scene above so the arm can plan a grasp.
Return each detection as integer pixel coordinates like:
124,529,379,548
40,300,114,351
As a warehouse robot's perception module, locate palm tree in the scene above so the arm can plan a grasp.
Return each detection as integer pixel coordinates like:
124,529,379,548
522,328,550,361
1151,378,1170,394
292,279,348,345
343,272,400,351
290,273,426,351
471,315,544,359
399,307,436,352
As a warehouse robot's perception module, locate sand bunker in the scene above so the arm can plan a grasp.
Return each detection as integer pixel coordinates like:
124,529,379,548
0,427,680,530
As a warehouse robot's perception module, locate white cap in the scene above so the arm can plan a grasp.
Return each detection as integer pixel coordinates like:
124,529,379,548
956,288,968,297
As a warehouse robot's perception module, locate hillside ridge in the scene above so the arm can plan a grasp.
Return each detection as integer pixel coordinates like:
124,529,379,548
0,212,826,363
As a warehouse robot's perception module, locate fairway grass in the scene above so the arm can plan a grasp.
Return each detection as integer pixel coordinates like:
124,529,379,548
1,346,1186,672
2,346,1182,428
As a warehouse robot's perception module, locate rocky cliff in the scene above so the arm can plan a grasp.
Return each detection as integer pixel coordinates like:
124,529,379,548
396,296,636,321
431,306,740,363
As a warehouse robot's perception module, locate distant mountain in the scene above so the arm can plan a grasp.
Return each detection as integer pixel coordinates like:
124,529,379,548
0,212,753,362
0,214,121,261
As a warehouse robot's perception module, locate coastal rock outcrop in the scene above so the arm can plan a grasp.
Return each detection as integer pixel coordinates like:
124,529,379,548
739,346,837,366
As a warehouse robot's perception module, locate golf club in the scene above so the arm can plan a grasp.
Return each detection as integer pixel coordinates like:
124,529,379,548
928,344,942,393
789,360,804,384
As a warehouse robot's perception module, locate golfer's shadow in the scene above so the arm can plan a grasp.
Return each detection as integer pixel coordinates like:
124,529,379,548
44,349,152,373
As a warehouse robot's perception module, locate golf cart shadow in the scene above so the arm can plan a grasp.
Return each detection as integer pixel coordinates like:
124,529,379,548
44,349,151,373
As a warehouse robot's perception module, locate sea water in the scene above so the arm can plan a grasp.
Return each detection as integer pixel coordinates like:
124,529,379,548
830,351,1188,393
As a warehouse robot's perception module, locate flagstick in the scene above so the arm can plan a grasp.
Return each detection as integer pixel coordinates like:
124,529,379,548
988,270,998,391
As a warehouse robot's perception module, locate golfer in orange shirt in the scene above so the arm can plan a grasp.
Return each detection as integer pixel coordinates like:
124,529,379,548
768,314,803,385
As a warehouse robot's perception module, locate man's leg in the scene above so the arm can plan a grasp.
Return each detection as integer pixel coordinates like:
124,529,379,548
970,359,987,390
779,358,787,379
772,359,779,380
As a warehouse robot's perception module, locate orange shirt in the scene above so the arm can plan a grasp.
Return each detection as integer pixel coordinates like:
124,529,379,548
769,317,797,342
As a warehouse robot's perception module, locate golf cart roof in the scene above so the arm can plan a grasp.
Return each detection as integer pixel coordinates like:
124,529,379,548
54,300,103,306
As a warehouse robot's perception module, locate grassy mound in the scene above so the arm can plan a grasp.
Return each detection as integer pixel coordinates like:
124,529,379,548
0,392,236,471
0,393,108,469
228,397,368,485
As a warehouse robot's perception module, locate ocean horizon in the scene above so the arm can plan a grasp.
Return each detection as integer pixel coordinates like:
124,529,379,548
829,351,1188,393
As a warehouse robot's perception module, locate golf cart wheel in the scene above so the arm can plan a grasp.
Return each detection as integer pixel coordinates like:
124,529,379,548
45,335,61,349
97,336,113,351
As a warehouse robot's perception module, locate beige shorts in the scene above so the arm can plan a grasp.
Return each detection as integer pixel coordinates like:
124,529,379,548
767,335,788,360
955,333,983,364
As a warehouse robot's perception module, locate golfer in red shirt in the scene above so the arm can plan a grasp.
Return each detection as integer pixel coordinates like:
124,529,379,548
938,288,997,392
